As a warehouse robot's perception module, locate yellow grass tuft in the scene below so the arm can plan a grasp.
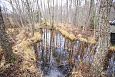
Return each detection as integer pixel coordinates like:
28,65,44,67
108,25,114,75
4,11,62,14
109,46,115,52
87,37,96,44
77,34,87,42
13,31,42,63
30,32,42,43
58,28,76,41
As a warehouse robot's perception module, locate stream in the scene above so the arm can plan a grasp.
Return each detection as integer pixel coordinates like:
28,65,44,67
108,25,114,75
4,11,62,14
38,29,115,77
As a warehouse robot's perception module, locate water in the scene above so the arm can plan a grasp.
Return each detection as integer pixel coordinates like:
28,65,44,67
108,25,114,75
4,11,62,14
38,29,115,77
39,29,73,77
45,68,64,77
107,53,115,77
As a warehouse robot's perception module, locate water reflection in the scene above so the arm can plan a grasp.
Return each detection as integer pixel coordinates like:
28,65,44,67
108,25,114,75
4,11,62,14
38,29,115,77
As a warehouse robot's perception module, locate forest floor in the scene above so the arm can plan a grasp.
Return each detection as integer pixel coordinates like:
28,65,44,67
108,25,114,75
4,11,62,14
0,28,42,77
0,24,115,77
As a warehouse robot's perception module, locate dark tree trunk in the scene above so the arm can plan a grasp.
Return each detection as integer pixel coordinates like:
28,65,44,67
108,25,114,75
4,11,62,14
0,6,14,63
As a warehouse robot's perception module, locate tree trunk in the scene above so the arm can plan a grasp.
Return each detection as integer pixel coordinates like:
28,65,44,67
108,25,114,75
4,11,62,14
92,0,112,76
88,0,95,29
0,6,15,63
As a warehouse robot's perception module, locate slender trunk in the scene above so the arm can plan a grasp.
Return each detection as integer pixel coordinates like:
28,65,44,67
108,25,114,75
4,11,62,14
88,0,95,29
33,43,39,66
49,29,53,63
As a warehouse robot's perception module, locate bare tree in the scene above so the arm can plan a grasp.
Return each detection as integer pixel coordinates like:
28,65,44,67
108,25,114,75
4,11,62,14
88,0,95,29
93,0,112,76
0,6,14,63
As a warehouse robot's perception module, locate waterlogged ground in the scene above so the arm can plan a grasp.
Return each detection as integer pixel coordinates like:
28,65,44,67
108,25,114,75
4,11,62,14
44,67,64,77
39,29,115,77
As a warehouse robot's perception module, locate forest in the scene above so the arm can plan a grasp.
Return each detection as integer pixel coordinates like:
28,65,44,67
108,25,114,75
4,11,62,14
0,0,115,77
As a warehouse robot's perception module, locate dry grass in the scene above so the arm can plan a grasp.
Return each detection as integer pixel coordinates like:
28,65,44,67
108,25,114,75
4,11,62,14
109,45,115,52
10,29,42,76
13,31,42,61
56,23,96,44
57,28,76,41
